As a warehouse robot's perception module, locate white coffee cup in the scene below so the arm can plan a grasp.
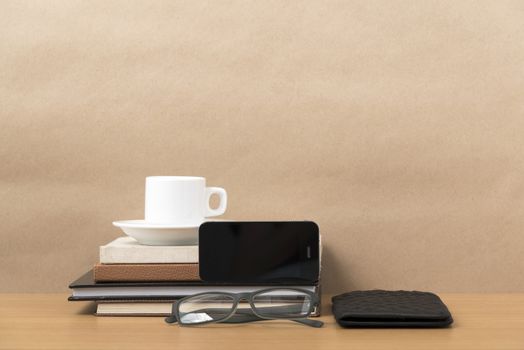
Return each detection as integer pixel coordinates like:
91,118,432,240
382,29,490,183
144,176,227,225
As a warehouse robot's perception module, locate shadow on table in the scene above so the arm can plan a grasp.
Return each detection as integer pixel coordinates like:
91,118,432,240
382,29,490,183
74,301,97,315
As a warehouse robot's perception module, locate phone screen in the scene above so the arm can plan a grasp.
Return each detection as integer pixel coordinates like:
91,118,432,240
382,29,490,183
198,221,319,284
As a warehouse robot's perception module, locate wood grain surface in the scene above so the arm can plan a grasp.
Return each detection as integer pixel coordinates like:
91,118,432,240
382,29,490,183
1,294,524,350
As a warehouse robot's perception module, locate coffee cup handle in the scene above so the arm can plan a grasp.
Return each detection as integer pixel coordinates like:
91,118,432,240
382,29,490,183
205,187,227,217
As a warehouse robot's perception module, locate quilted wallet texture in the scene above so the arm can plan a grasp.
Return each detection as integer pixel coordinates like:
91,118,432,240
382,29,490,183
332,290,453,328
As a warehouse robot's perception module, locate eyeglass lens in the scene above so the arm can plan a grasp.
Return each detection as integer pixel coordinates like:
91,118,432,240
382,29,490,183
178,293,236,324
252,289,312,318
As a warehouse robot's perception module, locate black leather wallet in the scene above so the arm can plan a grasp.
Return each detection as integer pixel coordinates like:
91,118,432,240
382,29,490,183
332,290,453,328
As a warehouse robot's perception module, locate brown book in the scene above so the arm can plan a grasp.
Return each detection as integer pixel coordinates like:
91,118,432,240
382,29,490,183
93,263,200,282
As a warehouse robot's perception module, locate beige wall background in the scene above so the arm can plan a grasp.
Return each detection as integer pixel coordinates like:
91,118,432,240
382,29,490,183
1,0,524,293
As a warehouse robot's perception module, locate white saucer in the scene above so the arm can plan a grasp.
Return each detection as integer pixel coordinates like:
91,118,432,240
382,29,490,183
112,220,204,246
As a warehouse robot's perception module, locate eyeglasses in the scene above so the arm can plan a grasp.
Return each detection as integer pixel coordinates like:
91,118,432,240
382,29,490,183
165,288,323,328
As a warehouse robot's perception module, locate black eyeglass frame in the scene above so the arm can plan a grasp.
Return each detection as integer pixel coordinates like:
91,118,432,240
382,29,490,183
165,287,323,328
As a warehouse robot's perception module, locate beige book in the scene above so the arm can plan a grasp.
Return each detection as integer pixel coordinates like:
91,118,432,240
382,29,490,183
100,237,198,264
96,302,173,316
96,299,321,317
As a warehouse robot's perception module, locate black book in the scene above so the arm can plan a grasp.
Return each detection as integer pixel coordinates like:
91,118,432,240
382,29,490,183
68,270,319,301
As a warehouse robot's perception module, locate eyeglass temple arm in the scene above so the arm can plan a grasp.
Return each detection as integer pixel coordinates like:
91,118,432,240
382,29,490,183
219,312,323,328
165,314,178,324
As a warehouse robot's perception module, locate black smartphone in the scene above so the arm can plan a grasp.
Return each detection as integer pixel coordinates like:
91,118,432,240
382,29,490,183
198,221,320,284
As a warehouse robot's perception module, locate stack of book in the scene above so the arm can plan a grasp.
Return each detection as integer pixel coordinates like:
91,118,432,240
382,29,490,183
68,236,321,316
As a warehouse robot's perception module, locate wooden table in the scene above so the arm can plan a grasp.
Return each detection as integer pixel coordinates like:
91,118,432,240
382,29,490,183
1,294,524,349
